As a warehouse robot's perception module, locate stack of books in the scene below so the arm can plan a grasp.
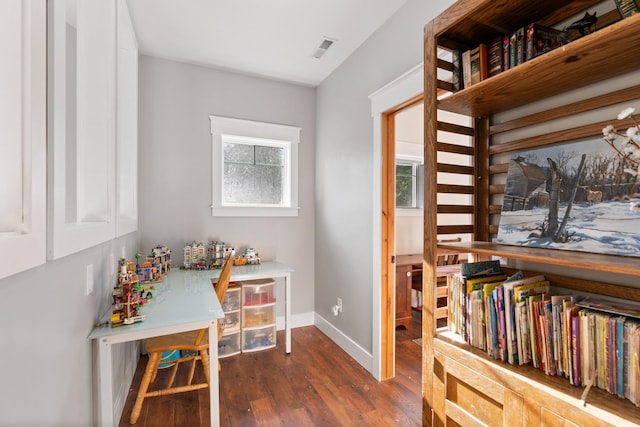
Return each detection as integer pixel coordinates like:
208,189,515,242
447,260,640,406
455,23,563,90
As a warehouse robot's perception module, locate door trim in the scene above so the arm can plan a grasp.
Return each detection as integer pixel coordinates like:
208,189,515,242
369,63,423,380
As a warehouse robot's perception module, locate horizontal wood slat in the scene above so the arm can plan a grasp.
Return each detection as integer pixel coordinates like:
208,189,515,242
490,117,636,155
490,85,640,135
488,205,502,215
437,225,474,235
438,121,474,136
489,163,509,174
438,184,473,194
437,142,474,155
438,204,474,214
489,184,505,194
438,163,474,175
437,58,454,72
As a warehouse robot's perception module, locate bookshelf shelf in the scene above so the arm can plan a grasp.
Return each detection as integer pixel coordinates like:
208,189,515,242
437,241,640,277
423,0,640,426
437,12,640,117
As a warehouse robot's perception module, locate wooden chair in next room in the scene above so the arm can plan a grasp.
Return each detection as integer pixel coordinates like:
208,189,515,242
130,256,234,425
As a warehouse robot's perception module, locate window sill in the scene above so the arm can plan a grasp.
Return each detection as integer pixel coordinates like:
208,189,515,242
396,208,423,217
211,206,299,217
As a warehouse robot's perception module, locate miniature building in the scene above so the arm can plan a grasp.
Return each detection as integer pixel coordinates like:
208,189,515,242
112,259,147,327
150,245,171,274
183,241,207,269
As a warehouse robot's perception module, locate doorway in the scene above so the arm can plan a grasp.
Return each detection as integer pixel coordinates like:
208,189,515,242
380,96,423,379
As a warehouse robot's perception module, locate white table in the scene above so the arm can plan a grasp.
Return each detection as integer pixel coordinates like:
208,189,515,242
88,261,293,427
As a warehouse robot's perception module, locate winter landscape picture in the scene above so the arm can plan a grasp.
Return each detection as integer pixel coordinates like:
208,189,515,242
495,138,640,258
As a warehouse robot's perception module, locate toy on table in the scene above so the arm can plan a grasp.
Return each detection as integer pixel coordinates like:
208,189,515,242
111,258,149,327
233,247,261,266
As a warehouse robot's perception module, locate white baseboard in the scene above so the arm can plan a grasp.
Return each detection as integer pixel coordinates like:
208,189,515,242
313,312,374,374
276,311,314,330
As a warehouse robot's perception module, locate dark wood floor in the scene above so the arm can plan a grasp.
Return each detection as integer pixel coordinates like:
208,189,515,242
119,310,423,426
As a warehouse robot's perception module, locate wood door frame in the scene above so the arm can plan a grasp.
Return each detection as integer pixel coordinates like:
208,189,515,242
380,95,423,380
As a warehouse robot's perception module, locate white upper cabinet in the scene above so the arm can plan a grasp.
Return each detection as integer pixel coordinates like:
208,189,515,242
0,0,47,279
47,0,138,260
116,0,139,237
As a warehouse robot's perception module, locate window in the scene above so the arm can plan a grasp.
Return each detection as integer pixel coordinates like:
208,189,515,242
210,116,300,217
396,156,423,210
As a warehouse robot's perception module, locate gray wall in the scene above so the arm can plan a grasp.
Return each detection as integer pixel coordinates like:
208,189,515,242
315,0,454,351
0,233,139,427
137,56,317,322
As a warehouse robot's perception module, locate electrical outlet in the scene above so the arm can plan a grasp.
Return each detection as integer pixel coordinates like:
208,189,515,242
86,264,94,296
337,297,343,313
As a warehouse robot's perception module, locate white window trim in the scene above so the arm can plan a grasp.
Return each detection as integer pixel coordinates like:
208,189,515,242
209,116,300,217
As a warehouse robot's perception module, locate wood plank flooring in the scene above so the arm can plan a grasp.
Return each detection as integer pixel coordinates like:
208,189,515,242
119,310,422,426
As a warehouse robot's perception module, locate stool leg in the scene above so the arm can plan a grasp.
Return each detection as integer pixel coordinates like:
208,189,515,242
130,352,160,425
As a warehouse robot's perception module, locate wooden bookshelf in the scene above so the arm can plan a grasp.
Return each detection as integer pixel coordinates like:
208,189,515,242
423,1,640,426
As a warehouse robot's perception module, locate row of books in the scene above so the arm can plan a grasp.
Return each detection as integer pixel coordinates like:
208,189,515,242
447,260,640,406
455,23,563,90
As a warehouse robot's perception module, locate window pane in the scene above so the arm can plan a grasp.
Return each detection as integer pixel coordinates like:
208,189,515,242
223,162,283,205
255,145,284,166
396,164,415,208
224,143,254,164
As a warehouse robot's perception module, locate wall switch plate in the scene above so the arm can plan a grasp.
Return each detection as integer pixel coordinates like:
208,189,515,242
86,264,94,296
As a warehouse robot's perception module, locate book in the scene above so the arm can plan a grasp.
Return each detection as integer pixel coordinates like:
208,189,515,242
509,32,517,70
464,44,488,88
502,274,545,365
462,49,472,89
615,0,640,18
525,23,562,61
451,49,463,91
515,27,525,66
577,299,640,319
502,35,510,71
487,37,502,77
461,260,501,278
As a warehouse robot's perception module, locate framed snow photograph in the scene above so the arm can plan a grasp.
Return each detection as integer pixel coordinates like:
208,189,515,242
495,138,640,258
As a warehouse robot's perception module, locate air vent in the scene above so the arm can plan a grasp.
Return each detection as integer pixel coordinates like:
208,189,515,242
313,37,336,59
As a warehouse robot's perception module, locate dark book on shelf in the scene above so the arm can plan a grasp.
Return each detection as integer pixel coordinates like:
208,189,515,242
515,27,525,66
502,35,510,71
451,49,463,91
487,37,502,77
508,32,517,70
525,23,562,61
615,0,640,18
468,43,488,86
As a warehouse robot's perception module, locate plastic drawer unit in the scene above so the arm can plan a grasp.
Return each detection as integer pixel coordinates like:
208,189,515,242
240,278,276,352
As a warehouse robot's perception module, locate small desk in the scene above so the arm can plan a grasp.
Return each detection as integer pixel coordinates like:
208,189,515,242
88,261,294,427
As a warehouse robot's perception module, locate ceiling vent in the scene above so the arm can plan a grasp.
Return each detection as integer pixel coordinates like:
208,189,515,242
313,37,336,59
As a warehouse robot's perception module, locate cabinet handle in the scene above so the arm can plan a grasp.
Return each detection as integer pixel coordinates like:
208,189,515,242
407,272,411,278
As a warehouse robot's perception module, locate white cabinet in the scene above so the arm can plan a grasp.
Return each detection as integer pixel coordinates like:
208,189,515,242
0,0,47,279
47,0,138,260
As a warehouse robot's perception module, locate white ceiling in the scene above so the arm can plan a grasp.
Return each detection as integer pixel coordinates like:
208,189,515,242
126,0,408,87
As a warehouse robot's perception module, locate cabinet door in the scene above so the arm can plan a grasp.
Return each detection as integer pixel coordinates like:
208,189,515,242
47,0,117,259
396,264,412,328
433,351,524,427
0,0,47,279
